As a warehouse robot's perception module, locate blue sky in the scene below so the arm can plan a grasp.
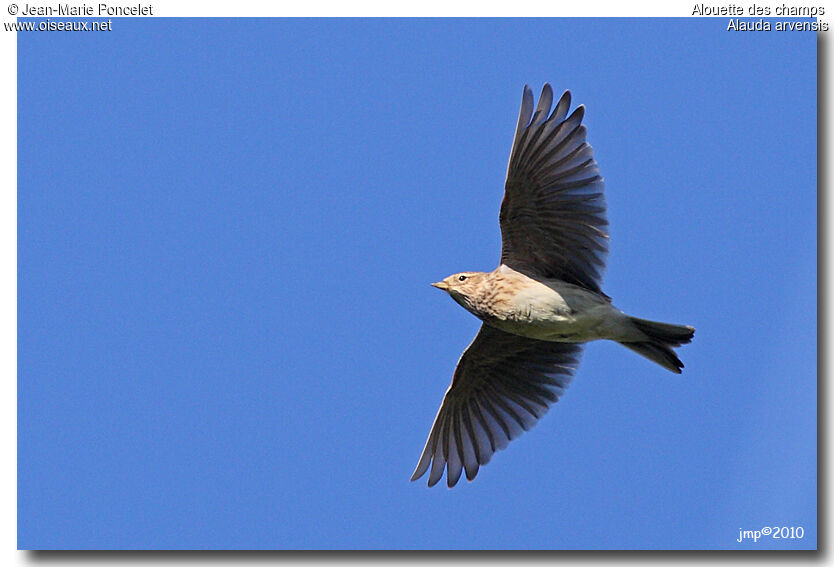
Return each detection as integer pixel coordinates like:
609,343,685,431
18,18,816,550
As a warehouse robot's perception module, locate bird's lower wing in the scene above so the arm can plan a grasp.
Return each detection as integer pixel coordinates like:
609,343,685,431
411,324,583,488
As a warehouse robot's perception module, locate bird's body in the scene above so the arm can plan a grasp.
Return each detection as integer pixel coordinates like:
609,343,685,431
437,264,628,343
412,84,695,488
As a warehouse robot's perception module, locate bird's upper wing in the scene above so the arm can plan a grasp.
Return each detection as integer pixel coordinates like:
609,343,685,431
411,324,583,488
500,84,608,294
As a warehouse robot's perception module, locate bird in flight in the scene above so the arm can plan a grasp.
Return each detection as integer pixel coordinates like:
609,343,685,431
411,84,695,488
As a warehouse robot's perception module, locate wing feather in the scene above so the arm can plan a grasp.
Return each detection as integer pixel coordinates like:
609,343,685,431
501,84,608,294
411,325,583,487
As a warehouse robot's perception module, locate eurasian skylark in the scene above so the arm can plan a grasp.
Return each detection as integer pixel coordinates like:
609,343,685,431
412,84,695,488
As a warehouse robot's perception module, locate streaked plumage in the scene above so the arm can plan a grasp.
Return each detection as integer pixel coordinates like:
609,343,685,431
412,84,695,488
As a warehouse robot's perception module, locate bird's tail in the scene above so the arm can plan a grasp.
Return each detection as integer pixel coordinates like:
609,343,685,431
619,317,695,374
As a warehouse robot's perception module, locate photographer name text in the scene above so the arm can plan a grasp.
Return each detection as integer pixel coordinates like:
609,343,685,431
18,3,153,16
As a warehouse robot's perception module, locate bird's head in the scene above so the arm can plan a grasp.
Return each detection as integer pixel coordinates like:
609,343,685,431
431,272,487,308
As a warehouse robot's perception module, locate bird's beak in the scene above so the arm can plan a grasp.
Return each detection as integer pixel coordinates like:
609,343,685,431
431,281,450,291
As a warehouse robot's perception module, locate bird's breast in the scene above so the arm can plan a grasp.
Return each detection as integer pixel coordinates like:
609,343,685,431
478,276,617,342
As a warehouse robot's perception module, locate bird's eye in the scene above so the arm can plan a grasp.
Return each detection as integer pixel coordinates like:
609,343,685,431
458,275,468,282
